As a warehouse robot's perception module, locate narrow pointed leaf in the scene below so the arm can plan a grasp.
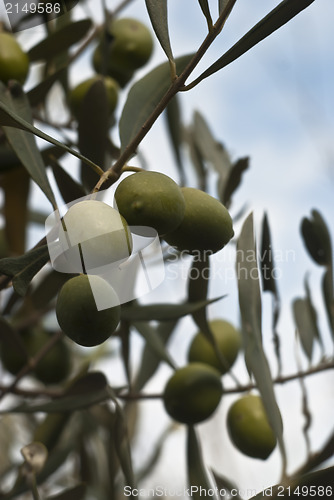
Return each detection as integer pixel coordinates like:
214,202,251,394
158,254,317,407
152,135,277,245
190,0,315,87
186,127,207,191
113,402,136,489
188,254,210,333
304,275,322,350
260,212,282,374
145,0,174,63
28,19,93,62
187,426,218,500
198,0,213,30
220,157,249,209
218,0,229,15
260,212,278,295
293,297,317,361
236,213,285,466
193,111,231,189
23,270,70,311
0,82,57,208
0,245,50,296
0,84,98,182
78,79,109,191
51,160,87,204
211,469,242,500
301,209,332,266
28,66,68,107
133,321,176,370
165,95,185,184
120,54,194,151
121,296,224,322
322,268,334,341
134,321,177,392
1,372,110,414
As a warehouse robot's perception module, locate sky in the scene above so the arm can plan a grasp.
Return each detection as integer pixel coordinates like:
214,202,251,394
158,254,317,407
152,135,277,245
1,0,333,497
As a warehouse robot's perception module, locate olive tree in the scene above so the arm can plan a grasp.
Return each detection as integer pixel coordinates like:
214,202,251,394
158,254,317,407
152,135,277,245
0,1,333,499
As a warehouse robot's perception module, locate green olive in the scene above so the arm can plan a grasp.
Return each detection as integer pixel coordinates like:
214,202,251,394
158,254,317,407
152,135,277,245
188,319,241,374
227,394,277,459
0,32,29,85
114,171,186,235
69,75,119,118
60,199,133,269
163,187,234,255
94,17,153,73
163,363,223,425
56,274,121,347
0,327,71,385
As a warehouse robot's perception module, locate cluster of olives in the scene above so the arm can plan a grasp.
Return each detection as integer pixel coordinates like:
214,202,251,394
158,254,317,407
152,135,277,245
69,17,154,119
0,327,71,385
162,319,277,460
162,320,241,425
55,171,234,348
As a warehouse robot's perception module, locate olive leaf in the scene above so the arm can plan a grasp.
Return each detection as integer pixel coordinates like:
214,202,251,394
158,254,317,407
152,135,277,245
134,320,177,392
0,245,50,296
0,82,57,209
301,209,332,266
211,469,242,500
0,372,110,414
218,0,230,15
78,79,109,191
165,95,186,185
236,212,286,468
121,296,224,322
185,126,207,191
197,0,213,30
293,276,322,361
260,212,282,374
145,0,175,64
133,321,176,370
187,426,219,500
51,159,87,205
219,157,249,209
189,0,315,88
119,54,194,152
322,268,334,342
0,84,102,178
28,19,93,62
193,111,231,186
28,66,68,107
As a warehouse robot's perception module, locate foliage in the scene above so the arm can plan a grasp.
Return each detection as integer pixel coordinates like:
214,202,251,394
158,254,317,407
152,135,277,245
0,1,333,499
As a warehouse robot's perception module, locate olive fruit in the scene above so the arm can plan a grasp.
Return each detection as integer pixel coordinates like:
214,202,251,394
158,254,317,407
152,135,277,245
93,17,153,79
188,319,241,374
0,32,29,85
114,171,186,235
163,187,234,255
92,46,134,88
0,328,71,385
227,394,277,459
163,363,223,425
32,329,71,385
56,274,121,347
69,75,119,118
60,199,133,269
